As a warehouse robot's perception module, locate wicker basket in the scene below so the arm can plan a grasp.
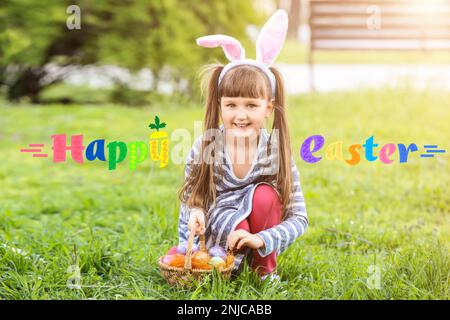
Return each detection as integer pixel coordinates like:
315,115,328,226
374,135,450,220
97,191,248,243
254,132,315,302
158,231,234,287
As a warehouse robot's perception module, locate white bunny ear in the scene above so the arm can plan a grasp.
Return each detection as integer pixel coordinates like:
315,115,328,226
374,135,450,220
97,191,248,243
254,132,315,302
196,35,245,61
256,9,288,65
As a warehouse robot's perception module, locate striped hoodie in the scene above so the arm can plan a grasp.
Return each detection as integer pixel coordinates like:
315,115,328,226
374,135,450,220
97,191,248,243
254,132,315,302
178,125,308,267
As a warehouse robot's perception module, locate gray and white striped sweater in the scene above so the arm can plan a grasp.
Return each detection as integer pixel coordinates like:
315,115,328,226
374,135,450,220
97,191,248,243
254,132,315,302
178,125,308,263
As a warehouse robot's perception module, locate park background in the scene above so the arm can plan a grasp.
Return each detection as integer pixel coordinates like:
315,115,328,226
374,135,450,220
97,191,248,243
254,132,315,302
0,0,449,299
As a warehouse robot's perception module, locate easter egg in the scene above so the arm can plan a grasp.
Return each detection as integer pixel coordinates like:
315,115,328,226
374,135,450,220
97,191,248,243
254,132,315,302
176,241,188,254
195,263,212,270
190,243,199,254
209,257,226,270
167,246,178,255
162,255,174,265
191,251,210,269
208,245,227,259
225,254,234,267
169,254,185,268
176,242,199,255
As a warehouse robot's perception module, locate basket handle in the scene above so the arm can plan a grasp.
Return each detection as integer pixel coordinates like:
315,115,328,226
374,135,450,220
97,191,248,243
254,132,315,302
184,230,207,270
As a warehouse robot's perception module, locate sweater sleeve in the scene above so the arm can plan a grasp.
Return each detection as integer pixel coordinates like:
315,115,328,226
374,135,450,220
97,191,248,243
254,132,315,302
255,158,309,257
177,135,203,245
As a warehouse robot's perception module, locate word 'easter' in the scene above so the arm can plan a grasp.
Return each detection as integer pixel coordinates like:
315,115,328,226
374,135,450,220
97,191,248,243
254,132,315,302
300,135,446,165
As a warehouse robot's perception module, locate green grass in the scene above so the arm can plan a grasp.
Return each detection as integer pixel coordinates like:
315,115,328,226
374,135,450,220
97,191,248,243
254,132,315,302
277,40,450,64
0,86,449,299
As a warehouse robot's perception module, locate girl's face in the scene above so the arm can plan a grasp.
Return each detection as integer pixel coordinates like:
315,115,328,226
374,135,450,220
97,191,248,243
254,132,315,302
220,96,273,139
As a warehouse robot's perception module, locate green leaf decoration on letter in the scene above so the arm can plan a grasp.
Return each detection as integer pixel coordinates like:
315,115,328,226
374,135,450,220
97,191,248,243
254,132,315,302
148,115,167,131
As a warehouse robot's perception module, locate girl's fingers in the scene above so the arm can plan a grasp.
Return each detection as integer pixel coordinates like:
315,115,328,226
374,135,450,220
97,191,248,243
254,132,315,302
228,233,242,250
189,219,205,235
198,214,205,227
190,222,199,234
236,237,247,250
227,235,234,250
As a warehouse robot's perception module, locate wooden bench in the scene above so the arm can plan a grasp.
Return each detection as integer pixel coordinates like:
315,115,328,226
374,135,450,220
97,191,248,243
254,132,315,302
308,0,450,90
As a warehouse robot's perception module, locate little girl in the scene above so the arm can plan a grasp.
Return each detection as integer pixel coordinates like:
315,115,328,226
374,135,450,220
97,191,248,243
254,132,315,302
177,10,308,281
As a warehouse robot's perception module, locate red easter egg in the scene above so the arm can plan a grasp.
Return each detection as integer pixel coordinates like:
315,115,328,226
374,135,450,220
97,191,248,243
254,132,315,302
167,246,178,255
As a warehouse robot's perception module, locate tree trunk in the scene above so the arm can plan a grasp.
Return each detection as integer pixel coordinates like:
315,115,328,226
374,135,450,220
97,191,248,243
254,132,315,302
7,67,46,103
287,0,301,40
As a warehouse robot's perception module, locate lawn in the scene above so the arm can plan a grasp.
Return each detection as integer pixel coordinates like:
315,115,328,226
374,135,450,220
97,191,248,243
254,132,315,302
0,86,449,299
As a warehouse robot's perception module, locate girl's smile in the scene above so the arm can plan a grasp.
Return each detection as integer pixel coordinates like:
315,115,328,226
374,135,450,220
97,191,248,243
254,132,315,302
220,96,273,139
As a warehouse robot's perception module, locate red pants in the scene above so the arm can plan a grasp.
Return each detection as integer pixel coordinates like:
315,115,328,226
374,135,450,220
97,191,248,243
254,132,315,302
234,184,282,275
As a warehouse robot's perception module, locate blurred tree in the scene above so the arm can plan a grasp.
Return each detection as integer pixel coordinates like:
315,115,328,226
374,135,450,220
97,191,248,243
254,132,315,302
275,0,300,40
287,0,301,40
0,0,263,103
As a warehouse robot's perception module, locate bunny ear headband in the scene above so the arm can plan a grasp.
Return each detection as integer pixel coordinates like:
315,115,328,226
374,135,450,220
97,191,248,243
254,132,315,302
196,9,288,96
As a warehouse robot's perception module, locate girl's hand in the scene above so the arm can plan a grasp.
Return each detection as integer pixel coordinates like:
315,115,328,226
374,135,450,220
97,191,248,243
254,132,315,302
188,207,205,235
227,229,265,251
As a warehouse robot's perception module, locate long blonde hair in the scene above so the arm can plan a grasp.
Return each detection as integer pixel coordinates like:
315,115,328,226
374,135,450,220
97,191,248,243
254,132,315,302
178,63,294,219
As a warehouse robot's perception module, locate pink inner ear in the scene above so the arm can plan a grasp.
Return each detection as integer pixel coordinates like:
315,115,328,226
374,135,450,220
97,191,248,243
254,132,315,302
256,10,288,65
196,35,245,61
